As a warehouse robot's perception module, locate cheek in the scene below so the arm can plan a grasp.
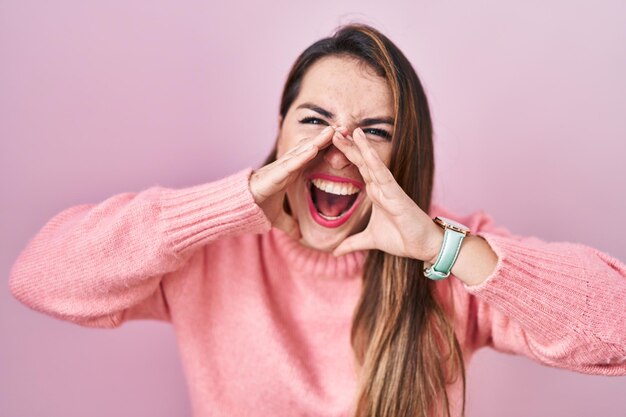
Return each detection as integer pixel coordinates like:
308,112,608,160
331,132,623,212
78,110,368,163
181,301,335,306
276,140,287,159
370,142,393,166
276,124,303,158
275,133,289,159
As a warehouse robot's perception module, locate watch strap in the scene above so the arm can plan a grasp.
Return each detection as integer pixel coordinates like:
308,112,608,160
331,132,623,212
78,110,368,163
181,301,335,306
423,227,466,280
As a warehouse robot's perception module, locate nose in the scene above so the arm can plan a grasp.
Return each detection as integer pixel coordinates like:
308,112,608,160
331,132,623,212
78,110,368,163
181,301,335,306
323,143,352,170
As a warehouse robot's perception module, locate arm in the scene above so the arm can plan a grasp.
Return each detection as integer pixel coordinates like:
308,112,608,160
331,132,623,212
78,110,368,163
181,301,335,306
424,226,499,287
328,127,626,374
437,206,626,375
8,168,271,328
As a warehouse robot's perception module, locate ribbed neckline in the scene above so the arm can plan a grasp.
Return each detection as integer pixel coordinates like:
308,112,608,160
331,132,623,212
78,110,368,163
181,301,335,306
268,227,366,280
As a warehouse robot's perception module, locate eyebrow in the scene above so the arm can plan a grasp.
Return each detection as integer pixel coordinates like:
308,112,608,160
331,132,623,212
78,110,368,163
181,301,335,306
296,102,395,126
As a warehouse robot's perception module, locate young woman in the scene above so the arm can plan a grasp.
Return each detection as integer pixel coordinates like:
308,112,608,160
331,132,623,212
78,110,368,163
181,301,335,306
9,23,626,417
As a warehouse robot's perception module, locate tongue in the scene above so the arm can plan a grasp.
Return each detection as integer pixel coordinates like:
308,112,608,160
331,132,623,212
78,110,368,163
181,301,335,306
312,187,357,217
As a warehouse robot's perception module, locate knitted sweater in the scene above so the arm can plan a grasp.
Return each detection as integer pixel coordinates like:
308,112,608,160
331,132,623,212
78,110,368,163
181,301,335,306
8,168,626,417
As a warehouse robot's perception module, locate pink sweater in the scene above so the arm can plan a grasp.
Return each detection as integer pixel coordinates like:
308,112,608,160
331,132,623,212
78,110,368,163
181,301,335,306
8,168,626,416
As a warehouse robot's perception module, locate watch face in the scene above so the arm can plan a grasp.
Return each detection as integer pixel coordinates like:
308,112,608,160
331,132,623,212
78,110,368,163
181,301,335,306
435,217,471,234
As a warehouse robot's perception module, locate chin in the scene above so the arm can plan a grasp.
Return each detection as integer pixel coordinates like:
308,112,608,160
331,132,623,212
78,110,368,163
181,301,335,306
288,193,371,252
298,226,349,252
288,178,371,253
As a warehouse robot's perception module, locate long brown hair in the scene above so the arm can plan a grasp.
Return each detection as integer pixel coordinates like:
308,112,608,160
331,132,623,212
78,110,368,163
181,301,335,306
263,24,466,417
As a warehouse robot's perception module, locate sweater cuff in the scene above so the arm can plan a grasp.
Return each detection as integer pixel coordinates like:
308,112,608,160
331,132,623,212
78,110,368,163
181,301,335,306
158,168,271,258
460,231,591,343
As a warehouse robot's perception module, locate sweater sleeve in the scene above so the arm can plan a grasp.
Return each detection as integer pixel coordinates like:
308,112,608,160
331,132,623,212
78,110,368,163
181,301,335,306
451,209,626,376
8,168,271,328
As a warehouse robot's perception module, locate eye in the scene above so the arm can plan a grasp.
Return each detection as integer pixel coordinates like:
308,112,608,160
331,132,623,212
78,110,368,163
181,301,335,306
298,116,328,126
363,128,392,141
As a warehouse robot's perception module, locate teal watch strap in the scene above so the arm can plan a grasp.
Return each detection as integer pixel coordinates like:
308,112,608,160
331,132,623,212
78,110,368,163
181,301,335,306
423,227,466,280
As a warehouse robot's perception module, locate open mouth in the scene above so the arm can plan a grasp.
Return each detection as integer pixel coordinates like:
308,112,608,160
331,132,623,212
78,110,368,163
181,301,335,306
306,174,364,228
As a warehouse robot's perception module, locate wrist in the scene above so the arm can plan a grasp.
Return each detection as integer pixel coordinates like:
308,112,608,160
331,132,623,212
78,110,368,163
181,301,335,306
425,223,445,265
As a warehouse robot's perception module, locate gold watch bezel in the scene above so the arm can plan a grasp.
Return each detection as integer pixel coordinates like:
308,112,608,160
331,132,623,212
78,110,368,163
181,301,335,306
433,216,471,236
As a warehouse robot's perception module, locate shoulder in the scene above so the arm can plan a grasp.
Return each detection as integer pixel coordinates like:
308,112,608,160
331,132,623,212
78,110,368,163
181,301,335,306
165,230,269,293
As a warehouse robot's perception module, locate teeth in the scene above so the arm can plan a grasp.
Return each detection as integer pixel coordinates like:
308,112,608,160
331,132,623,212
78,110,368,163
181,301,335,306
311,178,360,195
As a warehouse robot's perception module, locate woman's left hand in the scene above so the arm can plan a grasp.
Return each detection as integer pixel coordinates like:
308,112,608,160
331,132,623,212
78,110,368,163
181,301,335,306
331,127,443,263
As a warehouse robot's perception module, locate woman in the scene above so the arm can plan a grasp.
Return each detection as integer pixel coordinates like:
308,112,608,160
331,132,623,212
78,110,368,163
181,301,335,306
8,23,626,417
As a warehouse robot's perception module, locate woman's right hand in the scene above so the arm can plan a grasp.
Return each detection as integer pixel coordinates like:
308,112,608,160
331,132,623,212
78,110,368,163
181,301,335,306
249,125,336,239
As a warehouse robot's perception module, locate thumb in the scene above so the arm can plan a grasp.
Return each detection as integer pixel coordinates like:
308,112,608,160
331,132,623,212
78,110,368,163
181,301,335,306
333,232,373,257
274,211,301,241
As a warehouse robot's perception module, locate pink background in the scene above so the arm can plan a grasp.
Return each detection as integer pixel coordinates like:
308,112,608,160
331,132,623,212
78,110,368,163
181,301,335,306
2,1,625,416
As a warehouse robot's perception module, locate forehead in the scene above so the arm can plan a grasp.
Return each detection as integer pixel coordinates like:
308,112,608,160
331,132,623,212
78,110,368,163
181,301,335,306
294,55,393,118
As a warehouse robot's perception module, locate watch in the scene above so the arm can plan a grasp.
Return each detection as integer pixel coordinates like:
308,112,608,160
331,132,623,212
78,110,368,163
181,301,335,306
423,216,471,280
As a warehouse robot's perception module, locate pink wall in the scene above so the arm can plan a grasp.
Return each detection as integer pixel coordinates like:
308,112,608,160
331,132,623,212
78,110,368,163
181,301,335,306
2,1,625,416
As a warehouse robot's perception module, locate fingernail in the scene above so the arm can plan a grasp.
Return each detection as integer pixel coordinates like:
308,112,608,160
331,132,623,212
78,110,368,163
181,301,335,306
322,126,333,133
334,132,347,142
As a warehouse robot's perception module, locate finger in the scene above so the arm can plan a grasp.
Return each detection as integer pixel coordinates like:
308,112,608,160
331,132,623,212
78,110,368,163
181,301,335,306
335,125,349,137
264,127,334,189
332,231,374,257
352,128,396,187
276,143,319,176
252,126,336,203
331,131,392,207
251,145,317,203
331,131,373,184
285,125,335,156
316,126,337,151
